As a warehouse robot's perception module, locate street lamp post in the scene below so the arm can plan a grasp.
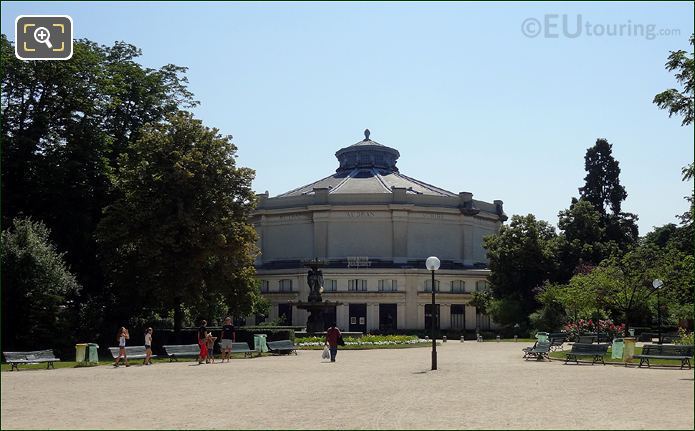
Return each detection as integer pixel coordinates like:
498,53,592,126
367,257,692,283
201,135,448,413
426,256,440,370
652,279,664,344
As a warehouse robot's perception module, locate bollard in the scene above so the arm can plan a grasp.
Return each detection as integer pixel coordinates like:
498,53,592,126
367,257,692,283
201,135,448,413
443,335,447,343
460,335,464,343
514,335,518,342
496,335,501,342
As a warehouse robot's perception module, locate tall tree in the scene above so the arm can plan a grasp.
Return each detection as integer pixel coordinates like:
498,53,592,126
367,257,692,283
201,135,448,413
577,138,638,248
96,112,259,334
1,218,80,352
1,34,196,340
653,34,694,126
578,138,628,215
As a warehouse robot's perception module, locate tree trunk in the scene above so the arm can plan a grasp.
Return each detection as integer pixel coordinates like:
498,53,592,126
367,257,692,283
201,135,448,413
174,297,183,343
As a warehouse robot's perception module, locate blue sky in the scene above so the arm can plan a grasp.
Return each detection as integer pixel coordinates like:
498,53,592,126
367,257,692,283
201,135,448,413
2,1,693,233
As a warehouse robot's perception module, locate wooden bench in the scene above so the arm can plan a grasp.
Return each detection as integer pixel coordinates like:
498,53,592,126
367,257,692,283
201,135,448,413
163,344,200,361
3,350,60,371
565,343,608,365
231,342,258,358
633,344,694,369
108,346,155,360
266,340,297,355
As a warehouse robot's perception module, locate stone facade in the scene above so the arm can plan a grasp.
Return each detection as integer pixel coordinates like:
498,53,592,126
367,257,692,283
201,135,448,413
250,132,506,332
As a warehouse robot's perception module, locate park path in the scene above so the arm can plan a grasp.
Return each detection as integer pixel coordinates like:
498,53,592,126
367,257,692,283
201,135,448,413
2,342,693,429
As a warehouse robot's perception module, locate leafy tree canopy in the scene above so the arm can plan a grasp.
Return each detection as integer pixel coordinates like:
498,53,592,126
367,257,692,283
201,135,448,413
653,34,694,126
1,218,80,351
96,112,259,331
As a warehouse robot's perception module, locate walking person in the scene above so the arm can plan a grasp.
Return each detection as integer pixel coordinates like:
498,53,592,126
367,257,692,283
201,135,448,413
206,331,217,364
220,316,235,363
197,320,208,364
113,327,130,367
143,327,153,365
325,322,342,363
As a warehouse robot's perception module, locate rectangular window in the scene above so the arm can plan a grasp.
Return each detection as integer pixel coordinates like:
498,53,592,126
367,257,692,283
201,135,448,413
451,280,465,293
451,304,466,329
325,279,337,292
424,279,440,292
279,279,293,292
378,279,397,292
260,280,269,293
476,280,489,292
476,313,491,330
348,279,367,292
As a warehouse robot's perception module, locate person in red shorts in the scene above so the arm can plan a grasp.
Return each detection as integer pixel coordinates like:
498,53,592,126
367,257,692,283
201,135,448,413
325,322,341,363
197,320,208,364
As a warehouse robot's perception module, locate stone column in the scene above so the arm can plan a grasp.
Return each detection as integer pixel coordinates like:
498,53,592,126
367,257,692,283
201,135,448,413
367,303,379,332
417,304,425,330
465,305,477,331
337,304,349,330
312,211,329,259
269,303,278,321
440,304,451,330
397,303,406,330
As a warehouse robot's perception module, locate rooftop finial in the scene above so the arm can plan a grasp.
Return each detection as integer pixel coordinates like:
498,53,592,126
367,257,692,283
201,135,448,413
364,128,370,141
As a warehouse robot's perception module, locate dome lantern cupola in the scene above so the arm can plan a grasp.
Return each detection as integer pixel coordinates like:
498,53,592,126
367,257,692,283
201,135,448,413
334,129,400,173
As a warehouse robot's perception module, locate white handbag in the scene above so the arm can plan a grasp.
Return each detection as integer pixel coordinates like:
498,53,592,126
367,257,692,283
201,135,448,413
322,345,330,359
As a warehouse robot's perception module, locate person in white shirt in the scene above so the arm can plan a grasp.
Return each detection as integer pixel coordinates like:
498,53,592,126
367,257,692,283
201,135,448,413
143,327,153,365
113,327,130,367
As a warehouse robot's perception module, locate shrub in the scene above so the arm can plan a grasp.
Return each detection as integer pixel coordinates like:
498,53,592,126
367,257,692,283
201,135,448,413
675,328,694,345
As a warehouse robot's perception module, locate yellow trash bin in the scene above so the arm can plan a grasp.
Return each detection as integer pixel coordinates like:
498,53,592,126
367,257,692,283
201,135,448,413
623,337,636,365
75,343,88,363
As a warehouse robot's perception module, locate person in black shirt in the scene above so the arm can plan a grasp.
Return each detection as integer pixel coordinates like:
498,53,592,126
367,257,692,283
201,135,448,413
220,316,235,363
197,320,208,365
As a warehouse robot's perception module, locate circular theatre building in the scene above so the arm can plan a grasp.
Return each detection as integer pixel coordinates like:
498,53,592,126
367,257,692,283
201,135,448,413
252,131,507,333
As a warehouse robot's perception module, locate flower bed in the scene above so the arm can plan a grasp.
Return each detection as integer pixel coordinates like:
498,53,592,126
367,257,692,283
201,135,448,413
563,319,625,341
295,334,430,347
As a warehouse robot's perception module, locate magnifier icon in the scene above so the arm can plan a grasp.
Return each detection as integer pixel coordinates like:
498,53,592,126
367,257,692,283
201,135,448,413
33,26,53,49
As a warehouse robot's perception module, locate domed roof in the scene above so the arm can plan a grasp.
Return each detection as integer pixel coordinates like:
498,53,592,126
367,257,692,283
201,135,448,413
276,130,457,198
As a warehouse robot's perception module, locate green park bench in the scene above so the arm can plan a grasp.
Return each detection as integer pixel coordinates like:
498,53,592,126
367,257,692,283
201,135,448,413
633,344,694,369
3,350,61,371
565,343,608,365
108,346,155,361
163,344,200,361
266,340,297,355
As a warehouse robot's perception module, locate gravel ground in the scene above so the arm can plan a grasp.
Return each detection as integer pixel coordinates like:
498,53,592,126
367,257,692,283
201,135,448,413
2,342,693,429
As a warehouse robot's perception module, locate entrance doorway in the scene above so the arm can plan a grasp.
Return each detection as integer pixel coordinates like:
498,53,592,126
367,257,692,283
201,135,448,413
278,304,293,325
349,303,367,333
424,304,440,331
379,304,397,331
322,306,337,331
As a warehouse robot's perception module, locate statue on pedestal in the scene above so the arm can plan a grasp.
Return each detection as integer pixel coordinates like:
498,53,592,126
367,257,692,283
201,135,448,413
307,267,324,303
